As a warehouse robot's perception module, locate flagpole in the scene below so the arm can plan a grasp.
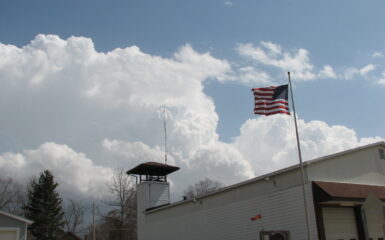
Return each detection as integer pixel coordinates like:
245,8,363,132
163,105,168,165
288,72,311,240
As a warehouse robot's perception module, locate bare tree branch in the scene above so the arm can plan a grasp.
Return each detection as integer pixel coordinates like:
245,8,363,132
183,178,223,199
64,199,86,234
104,168,137,240
0,177,25,214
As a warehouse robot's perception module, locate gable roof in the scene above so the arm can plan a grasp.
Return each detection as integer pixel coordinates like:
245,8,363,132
0,210,33,225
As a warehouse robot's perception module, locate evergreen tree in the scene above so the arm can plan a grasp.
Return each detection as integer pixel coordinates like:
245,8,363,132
24,170,65,240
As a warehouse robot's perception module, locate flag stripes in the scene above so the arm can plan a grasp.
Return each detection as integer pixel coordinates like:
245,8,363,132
252,84,289,116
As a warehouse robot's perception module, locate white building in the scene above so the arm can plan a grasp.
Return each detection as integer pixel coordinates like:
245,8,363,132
128,141,385,240
0,210,33,240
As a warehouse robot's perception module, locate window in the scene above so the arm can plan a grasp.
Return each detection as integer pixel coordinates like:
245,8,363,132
260,230,290,240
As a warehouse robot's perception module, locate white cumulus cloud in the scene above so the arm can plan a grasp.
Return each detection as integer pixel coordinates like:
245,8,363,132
0,143,113,200
235,66,272,86
236,41,316,81
377,72,385,86
342,64,376,80
318,65,337,79
360,64,376,75
0,34,233,199
342,67,360,80
233,115,383,175
0,34,382,202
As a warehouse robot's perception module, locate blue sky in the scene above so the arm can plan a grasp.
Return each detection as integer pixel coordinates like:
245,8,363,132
2,1,385,56
0,0,384,200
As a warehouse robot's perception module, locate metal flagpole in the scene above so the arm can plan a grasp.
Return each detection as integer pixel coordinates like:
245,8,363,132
163,105,168,165
287,72,312,240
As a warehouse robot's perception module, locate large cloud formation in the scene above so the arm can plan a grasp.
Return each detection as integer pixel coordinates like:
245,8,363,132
234,116,383,175
0,35,382,201
0,142,112,200
236,41,385,87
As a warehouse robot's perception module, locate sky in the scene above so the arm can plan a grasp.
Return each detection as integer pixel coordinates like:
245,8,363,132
0,0,384,205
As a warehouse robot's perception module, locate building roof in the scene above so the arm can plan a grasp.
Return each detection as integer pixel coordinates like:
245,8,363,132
314,181,385,200
306,141,385,166
0,210,33,225
126,161,179,176
145,141,385,214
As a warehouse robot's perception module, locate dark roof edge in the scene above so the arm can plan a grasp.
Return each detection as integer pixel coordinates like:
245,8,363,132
314,180,385,200
126,161,179,175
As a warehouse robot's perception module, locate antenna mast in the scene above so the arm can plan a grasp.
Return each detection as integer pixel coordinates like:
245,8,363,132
163,105,168,164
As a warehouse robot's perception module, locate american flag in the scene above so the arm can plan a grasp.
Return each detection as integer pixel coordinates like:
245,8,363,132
252,84,290,116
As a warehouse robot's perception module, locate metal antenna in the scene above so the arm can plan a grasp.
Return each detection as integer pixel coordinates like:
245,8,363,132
163,105,168,164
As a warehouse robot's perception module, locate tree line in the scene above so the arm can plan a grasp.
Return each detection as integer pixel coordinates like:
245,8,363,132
0,168,137,240
1,169,222,240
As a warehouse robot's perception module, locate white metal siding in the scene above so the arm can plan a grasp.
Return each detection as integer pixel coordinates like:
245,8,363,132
366,219,385,240
322,207,358,240
362,195,385,239
137,182,170,210
137,182,170,240
149,184,169,207
308,147,385,186
144,184,317,240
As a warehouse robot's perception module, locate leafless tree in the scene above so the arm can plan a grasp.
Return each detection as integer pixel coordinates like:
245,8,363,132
183,177,223,199
105,168,137,240
0,177,25,214
64,199,86,235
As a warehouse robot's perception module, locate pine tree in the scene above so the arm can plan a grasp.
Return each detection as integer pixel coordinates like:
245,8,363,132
24,170,65,240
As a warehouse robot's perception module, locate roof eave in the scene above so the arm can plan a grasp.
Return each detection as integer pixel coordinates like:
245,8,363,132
0,210,33,225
